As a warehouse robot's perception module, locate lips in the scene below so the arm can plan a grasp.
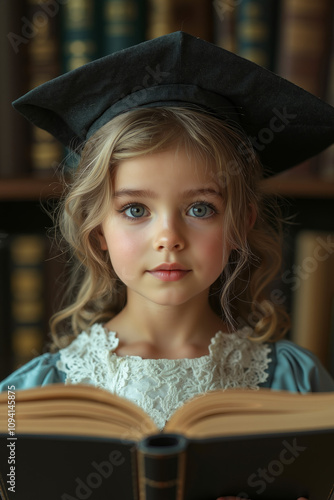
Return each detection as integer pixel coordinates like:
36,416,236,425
148,263,191,282
150,263,189,272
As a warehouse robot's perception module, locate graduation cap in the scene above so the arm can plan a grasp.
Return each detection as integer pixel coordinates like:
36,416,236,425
12,31,334,175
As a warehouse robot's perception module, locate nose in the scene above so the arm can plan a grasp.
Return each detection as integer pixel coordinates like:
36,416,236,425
153,217,185,252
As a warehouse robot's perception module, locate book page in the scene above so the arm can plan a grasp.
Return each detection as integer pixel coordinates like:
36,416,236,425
164,388,334,438
0,384,158,440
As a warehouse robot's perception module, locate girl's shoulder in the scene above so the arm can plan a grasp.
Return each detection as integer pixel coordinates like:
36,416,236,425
0,351,65,393
0,324,113,393
211,328,334,392
269,338,334,392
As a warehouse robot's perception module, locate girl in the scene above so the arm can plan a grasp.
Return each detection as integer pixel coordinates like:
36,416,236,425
1,31,334,499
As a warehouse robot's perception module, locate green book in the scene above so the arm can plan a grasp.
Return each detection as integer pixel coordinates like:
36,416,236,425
98,0,147,56
60,0,97,73
236,0,280,70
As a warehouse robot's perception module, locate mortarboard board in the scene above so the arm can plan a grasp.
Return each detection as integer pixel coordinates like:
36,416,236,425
12,31,334,175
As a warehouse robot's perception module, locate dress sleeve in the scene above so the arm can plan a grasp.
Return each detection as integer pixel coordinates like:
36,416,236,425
0,352,66,392
270,339,334,392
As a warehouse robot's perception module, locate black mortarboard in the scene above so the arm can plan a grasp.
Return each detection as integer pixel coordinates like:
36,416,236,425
12,31,334,175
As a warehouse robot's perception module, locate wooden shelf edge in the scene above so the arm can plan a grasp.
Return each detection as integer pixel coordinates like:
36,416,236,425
0,177,64,200
1,176,334,200
261,176,334,198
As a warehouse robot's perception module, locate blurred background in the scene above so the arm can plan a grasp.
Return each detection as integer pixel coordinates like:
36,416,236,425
0,0,333,379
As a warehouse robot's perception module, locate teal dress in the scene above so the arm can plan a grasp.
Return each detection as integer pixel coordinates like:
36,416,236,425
1,324,334,429
1,328,334,394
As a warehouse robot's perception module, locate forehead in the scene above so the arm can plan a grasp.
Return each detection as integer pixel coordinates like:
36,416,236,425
113,148,221,190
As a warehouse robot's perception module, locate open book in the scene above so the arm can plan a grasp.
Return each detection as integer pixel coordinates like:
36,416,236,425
0,384,333,500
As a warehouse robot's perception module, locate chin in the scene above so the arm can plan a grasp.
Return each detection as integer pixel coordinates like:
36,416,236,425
147,293,199,307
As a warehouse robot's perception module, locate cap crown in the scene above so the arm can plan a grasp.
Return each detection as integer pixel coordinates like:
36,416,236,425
13,31,334,174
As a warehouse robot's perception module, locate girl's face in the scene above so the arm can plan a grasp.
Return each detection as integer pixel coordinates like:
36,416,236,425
99,148,231,309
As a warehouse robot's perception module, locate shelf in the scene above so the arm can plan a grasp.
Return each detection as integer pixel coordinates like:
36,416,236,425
261,176,334,198
1,175,334,201
0,177,64,200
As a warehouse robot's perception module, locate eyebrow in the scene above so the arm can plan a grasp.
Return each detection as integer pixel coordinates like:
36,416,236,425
113,188,223,199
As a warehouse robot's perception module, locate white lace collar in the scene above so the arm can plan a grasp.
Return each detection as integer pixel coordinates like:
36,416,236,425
57,323,271,429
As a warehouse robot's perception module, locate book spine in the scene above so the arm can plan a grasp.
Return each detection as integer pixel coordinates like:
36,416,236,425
59,0,97,169
0,0,30,177
0,233,11,380
276,0,334,97
330,298,334,378
319,14,334,180
147,0,213,41
235,0,279,70
26,0,63,175
291,230,334,370
146,0,175,39
9,234,46,370
98,0,147,56
60,0,97,73
213,0,237,54
137,434,187,500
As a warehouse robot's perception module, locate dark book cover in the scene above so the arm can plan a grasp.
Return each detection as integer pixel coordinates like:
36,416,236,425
0,429,333,499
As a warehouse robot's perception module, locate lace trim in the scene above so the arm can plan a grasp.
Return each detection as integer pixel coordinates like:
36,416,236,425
57,323,271,429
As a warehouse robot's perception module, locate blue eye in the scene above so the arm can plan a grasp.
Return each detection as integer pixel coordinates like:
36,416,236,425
123,205,148,218
188,203,215,218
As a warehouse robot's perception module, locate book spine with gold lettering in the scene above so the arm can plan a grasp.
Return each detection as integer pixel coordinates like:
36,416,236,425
26,0,63,175
98,0,147,56
147,0,213,42
276,0,334,176
0,233,11,379
235,0,279,70
59,0,97,168
9,234,46,370
60,0,97,73
276,0,333,97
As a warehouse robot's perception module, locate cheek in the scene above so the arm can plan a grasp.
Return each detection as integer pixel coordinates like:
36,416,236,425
196,232,230,272
105,227,145,278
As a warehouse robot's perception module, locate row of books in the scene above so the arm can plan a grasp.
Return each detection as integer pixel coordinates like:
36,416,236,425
0,232,66,380
1,0,334,178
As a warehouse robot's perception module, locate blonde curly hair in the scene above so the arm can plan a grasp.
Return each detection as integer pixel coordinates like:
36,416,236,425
50,107,290,349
